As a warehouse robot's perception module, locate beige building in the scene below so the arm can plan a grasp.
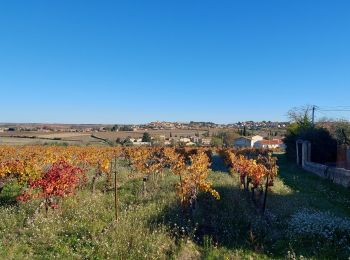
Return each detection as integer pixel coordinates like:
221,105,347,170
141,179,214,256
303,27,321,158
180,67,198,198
233,135,263,148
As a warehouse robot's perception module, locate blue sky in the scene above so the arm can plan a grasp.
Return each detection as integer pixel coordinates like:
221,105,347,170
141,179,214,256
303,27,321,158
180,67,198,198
0,1,349,124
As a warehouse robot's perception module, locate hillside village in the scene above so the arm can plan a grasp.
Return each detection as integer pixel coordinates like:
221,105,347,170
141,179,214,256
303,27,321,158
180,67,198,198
0,120,289,133
126,133,286,149
0,121,288,149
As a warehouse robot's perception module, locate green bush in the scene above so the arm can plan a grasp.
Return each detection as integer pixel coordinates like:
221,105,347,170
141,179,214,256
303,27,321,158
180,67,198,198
284,124,337,164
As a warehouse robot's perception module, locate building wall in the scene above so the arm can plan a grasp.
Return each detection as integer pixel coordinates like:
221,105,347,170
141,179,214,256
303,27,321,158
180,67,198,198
251,135,263,147
201,138,211,145
263,144,279,149
254,141,286,149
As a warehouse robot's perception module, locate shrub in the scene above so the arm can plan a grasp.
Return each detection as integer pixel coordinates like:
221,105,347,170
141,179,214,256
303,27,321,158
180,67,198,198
284,125,337,164
17,160,86,213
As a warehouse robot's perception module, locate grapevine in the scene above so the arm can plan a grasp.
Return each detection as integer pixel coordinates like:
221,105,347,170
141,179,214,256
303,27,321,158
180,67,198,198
220,148,278,212
17,160,86,214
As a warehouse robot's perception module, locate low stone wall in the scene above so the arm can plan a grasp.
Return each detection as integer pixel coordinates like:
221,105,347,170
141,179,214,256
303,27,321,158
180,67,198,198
304,161,350,188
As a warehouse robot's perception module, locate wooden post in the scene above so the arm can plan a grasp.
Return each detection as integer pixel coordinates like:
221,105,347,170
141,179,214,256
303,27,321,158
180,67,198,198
106,160,113,190
45,198,49,217
142,176,147,196
262,155,272,214
262,174,269,214
113,156,118,222
251,187,255,204
91,162,101,193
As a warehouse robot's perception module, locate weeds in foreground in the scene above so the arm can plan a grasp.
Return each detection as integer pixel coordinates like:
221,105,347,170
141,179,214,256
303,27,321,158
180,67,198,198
0,155,349,259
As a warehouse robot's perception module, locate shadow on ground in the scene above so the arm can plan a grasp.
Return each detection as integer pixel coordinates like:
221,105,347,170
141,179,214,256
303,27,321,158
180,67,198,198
150,155,350,258
0,180,21,207
210,154,229,173
148,173,302,258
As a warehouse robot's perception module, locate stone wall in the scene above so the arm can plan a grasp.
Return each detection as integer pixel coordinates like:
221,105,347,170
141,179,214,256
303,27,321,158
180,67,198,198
296,140,350,188
304,161,350,188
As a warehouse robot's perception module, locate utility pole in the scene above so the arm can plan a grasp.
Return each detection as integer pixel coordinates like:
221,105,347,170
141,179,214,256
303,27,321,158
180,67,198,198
312,105,316,126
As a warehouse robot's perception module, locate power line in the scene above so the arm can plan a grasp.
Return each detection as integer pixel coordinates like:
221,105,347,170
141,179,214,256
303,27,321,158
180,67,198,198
316,110,327,116
317,105,350,112
318,110,350,112
313,105,350,121
319,106,350,108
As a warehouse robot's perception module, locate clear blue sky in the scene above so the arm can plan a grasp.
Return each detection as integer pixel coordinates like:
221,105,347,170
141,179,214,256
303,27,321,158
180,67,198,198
1,1,349,124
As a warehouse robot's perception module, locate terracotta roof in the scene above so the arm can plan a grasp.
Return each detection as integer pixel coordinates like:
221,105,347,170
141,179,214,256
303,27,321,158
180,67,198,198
259,139,283,145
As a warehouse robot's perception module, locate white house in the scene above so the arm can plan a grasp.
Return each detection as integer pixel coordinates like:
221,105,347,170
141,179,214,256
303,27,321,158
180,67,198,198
254,139,286,149
233,135,263,148
129,138,150,146
251,135,264,146
132,141,151,146
179,137,191,143
201,138,212,146
191,136,200,143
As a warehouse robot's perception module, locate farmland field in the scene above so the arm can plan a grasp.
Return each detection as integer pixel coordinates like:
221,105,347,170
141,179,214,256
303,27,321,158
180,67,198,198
0,146,349,259
0,132,99,145
0,129,220,146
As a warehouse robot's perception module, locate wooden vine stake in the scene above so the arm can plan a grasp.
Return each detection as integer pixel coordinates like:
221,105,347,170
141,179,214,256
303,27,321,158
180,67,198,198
91,162,101,193
262,154,275,214
113,156,118,222
262,174,269,214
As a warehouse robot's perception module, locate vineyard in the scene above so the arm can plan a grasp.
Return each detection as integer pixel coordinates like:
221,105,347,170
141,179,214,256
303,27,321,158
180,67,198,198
0,146,221,211
0,145,350,259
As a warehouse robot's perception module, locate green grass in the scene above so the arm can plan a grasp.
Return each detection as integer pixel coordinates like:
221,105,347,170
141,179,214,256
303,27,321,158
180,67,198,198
0,155,349,259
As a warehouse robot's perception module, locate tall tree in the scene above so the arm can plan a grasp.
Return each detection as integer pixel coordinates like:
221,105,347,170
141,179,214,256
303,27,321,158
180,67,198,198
142,132,151,142
287,105,313,128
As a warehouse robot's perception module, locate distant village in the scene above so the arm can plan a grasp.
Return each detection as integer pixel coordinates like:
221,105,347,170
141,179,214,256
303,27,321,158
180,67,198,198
0,120,289,133
125,134,286,150
0,121,288,149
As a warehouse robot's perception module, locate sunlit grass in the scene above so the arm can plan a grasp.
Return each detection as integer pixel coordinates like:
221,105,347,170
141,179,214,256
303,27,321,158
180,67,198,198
0,155,349,259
